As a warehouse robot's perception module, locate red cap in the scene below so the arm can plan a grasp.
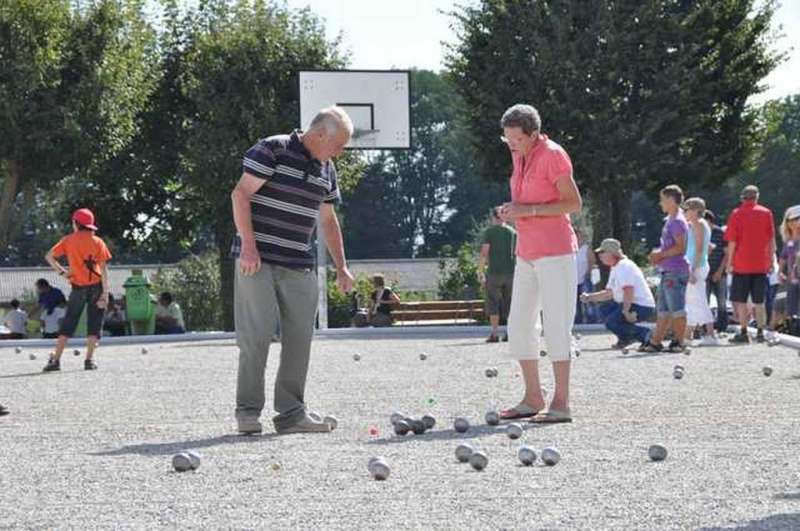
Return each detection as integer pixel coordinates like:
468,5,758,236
72,208,98,231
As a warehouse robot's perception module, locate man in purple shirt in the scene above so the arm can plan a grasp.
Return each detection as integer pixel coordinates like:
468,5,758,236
640,185,690,352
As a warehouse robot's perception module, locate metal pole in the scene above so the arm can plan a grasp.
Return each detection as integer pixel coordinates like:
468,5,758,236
317,231,328,330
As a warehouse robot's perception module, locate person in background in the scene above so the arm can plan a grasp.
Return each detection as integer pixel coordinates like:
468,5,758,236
581,239,655,349
704,210,729,333
155,292,186,334
42,208,112,372
765,254,782,328
368,274,400,327
2,299,28,340
683,198,719,345
639,185,690,353
778,205,800,318
35,278,66,318
725,185,775,343
574,229,597,324
40,301,66,339
478,207,516,342
103,294,127,336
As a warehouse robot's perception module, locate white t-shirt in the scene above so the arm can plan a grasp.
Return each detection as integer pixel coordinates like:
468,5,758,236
3,308,28,334
607,258,655,308
41,306,66,334
768,255,780,286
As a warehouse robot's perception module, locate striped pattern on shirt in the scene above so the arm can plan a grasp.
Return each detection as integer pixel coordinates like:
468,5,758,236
230,131,340,269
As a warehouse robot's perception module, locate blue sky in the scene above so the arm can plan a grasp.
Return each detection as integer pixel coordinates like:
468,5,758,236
286,0,800,104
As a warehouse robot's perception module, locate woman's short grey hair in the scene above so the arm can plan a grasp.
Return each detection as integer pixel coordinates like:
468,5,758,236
308,106,354,137
500,104,541,135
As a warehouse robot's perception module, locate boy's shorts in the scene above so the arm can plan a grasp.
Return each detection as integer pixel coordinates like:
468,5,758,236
59,283,105,337
656,271,689,317
730,273,768,304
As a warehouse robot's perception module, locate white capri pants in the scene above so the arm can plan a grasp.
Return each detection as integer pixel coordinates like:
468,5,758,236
508,253,577,361
686,263,714,326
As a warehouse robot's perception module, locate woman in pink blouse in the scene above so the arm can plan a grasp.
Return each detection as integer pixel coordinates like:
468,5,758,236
497,104,583,424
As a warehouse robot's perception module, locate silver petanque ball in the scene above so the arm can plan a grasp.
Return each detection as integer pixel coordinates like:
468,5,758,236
469,450,488,471
421,414,436,430
455,442,475,463
762,366,773,377
485,410,500,426
648,444,668,462
368,458,390,480
323,415,338,430
172,453,194,472
506,423,523,440
353,353,361,361
185,450,201,470
518,445,537,466
454,416,470,433
541,447,561,466
390,412,405,425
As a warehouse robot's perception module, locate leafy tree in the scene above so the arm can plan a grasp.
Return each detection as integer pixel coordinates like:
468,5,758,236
447,0,782,248
174,0,347,329
0,0,157,254
341,69,509,259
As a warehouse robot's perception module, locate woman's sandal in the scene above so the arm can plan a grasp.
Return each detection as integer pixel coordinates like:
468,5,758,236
499,403,539,420
529,409,573,424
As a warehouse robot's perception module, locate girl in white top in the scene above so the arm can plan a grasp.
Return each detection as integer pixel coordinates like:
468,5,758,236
683,197,718,345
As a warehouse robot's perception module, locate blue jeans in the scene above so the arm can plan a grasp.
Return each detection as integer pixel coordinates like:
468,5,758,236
598,301,655,343
705,273,729,332
657,271,689,317
575,279,598,324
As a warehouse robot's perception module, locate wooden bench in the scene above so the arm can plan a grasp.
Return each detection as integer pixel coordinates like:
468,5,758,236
387,300,485,324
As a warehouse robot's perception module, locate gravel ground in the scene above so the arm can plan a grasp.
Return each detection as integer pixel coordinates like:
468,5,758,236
1,332,799,531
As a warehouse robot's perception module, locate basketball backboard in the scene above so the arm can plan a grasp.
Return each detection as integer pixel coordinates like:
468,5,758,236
299,70,411,150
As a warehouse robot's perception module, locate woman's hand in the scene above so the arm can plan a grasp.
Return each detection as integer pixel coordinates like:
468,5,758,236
499,202,534,221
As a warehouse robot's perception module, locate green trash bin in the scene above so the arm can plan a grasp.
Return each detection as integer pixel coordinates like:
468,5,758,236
123,270,156,335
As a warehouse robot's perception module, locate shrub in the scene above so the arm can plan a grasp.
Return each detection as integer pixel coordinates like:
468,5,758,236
151,253,223,331
437,242,483,300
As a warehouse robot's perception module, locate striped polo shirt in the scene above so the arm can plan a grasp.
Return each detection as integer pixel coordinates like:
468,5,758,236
230,131,340,269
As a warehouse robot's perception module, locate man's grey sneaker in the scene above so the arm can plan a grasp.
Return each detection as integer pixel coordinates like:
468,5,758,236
237,417,263,435
276,414,332,434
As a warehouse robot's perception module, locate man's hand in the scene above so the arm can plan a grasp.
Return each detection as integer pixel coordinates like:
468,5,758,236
239,243,261,276
649,250,663,265
689,269,698,285
579,292,590,304
623,310,638,323
499,202,533,221
336,266,354,294
96,292,109,310
712,270,723,283
726,263,733,275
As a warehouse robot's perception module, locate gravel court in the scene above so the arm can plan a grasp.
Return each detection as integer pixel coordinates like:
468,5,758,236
1,332,799,530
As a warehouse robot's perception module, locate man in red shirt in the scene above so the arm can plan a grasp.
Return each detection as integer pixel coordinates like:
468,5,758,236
724,185,775,343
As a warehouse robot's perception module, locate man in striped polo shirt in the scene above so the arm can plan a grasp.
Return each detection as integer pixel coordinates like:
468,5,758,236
231,106,355,435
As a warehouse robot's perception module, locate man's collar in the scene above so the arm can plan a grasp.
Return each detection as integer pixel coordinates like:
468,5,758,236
289,129,318,163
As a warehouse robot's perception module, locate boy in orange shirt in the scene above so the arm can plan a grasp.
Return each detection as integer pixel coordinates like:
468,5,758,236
43,208,112,372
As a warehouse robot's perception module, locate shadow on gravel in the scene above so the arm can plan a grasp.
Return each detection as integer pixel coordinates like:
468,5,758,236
90,433,277,457
0,371,51,379
774,492,800,501
440,341,499,347
697,511,800,530
366,422,559,446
